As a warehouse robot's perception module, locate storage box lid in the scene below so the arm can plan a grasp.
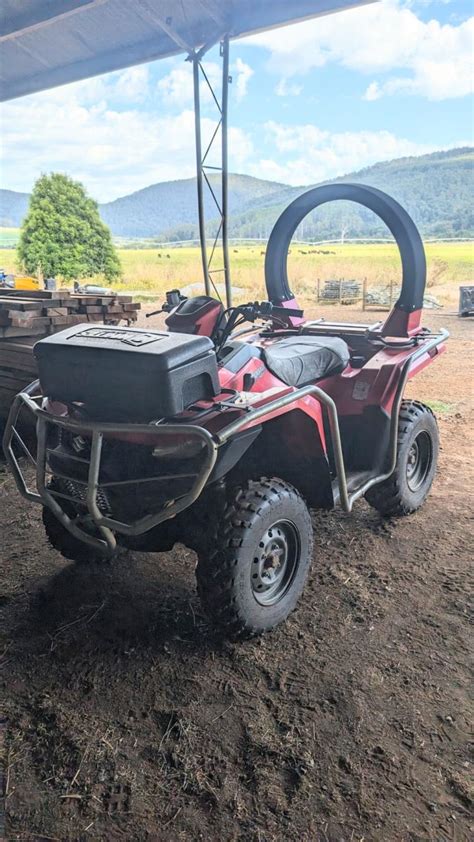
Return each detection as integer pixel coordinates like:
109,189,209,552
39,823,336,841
34,325,214,371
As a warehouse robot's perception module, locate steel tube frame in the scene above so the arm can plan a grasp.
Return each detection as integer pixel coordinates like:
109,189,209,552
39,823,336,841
3,394,218,555
217,329,449,510
191,37,232,306
193,56,211,296
221,36,232,308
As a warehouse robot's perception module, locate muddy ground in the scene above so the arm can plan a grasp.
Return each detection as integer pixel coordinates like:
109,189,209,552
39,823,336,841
0,310,472,841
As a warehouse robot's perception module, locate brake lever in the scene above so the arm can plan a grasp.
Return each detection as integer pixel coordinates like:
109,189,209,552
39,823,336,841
146,308,167,318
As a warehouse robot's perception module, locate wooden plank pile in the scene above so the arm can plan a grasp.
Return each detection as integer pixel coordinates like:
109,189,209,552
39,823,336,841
0,289,141,422
0,288,140,338
0,339,39,420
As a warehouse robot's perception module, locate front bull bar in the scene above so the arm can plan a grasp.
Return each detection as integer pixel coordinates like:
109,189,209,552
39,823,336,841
3,389,219,555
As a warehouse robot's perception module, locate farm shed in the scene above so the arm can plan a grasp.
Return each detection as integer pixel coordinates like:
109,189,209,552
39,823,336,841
0,0,373,305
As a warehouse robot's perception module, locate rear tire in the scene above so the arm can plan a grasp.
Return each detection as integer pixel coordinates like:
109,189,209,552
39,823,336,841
196,478,313,639
365,400,438,516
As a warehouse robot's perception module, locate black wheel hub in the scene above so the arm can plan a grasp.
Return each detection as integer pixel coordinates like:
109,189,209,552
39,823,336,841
406,431,432,491
251,520,300,606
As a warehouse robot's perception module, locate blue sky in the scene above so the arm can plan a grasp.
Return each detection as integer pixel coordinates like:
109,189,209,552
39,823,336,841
1,0,472,201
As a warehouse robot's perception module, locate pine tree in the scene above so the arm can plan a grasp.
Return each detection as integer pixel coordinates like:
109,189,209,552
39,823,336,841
18,173,121,281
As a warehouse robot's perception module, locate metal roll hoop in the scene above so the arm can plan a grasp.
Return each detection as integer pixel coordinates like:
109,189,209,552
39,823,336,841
264,183,427,317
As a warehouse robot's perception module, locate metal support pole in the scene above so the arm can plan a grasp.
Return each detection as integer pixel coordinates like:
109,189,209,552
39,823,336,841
193,56,211,296
221,36,231,307
190,38,232,307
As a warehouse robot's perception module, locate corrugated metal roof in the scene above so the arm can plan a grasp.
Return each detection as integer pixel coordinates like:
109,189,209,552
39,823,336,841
0,0,374,101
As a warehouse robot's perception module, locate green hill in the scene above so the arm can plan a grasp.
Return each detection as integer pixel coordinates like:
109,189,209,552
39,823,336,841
166,148,474,243
101,173,286,239
0,189,30,229
1,148,472,241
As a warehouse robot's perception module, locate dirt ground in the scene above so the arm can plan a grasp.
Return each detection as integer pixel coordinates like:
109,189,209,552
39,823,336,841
0,310,472,841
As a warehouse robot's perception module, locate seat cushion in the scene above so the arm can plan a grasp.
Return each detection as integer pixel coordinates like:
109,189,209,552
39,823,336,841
263,335,350,387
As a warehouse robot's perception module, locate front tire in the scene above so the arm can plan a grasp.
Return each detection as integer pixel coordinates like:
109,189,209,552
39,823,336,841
42,506,108,564
42,480,110,564
365,400,439,516
196,478,313,639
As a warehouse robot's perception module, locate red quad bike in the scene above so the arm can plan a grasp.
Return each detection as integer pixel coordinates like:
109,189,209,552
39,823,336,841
4,185,448,639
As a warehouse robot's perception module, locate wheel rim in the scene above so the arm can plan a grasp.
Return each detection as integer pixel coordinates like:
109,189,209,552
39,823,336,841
251,520,300,606
406,431,433,491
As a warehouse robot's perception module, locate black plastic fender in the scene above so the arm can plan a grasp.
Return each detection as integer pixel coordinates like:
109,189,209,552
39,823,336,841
264,183,426,313
208,426,262,484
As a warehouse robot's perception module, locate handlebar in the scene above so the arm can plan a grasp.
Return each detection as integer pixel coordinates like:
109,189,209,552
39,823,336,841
236,301,303,321
146,293,304,326
215,299,304,351
145,291,304,352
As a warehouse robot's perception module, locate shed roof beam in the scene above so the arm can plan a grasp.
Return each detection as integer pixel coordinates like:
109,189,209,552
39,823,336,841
134,0,195,54
0,0,110,43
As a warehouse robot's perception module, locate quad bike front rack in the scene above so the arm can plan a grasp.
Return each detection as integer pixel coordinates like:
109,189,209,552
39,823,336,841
3,395,219,556
3,329,448,557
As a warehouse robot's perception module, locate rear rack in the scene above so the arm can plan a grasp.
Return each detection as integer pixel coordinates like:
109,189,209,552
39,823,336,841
3,329,448,557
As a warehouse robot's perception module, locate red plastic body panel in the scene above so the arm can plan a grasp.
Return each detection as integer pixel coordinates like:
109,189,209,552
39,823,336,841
43,317,446,460
278,298,305,328
381,307,423,338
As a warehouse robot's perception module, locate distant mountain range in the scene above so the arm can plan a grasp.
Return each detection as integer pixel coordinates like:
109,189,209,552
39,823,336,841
1,147,473,241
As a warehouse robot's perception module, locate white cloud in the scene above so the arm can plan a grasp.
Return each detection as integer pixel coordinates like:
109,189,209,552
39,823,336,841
275,79,303,97
244,0,474,101
157,57,254,107
233,58,254,102
363,82,382,102
157,64,198,107
114,66,150,101
0,85,253,201
42,66,151,105
248,121,468,184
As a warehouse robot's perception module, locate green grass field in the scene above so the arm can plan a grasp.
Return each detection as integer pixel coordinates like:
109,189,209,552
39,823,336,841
1,241,472,306
0,227,20,248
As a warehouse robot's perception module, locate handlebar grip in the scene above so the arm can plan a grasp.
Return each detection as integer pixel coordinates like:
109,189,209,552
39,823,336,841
272,305,304,319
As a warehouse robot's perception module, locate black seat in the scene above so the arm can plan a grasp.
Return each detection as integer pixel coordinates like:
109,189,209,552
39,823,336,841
263,335,350,387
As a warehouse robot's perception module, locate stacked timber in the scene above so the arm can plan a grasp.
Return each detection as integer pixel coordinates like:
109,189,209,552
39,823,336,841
0,289,140,338
0,289,141,424
0,340,39,421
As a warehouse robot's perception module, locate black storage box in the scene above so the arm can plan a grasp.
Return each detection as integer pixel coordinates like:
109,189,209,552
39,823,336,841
35,325,220,420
